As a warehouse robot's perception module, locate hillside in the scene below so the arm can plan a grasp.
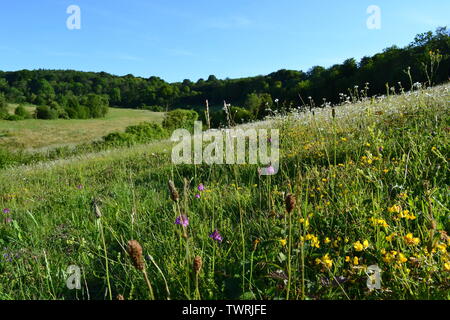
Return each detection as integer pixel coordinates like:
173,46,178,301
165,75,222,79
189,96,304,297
1,28,448,116
0,83,448,300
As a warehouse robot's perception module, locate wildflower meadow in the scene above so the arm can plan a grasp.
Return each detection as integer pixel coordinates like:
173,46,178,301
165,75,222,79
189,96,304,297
0,82,448,300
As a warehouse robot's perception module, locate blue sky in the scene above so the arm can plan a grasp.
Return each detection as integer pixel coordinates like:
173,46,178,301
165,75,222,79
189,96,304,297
0,0,448,82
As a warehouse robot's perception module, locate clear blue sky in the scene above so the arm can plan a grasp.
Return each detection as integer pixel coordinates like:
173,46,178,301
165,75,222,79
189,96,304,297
1,0,448,83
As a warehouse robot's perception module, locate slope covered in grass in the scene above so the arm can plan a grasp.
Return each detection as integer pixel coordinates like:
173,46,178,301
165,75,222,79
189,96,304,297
0,107,164,150
0,84,448,300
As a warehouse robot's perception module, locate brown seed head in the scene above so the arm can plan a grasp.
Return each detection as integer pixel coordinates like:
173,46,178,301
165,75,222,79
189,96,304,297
193,256,203,274
285,194,296,214
92,198,102,219
127,240,144,271
168,180,180,202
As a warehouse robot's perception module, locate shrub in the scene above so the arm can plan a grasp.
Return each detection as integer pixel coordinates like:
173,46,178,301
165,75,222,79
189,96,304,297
230,106,253,124
35,105,59,119
0,93,8,119
162,109,199,132
103,132,134,146
14,105,32,119
125,122,168,142
103,122,168,147
83,94,109,118
5,114,23,121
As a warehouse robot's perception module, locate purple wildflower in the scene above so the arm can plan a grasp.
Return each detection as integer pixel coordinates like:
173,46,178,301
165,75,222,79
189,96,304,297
378,147,384,153
2,253,12,262
76,185,83,190
209,229,223,242
195,194,201,199
2,208,10,214
266,166,275,175
175,215,189,227
258,165,276,176
197,184,205,192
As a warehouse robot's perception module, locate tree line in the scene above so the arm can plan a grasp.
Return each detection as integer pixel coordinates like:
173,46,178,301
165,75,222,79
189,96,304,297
0,27,448,121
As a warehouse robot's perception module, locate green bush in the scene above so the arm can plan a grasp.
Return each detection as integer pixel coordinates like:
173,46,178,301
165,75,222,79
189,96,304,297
0,93,8,119
14,105,32,119
5,114,23,121
125,122,168,141
103,132,134,146
103,122,168,146
230,106,253,124
35,105,59,119
162,109,199,132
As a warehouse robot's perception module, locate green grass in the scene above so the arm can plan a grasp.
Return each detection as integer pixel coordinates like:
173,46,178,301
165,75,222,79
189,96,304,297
0,84,448,300
0,107,164,150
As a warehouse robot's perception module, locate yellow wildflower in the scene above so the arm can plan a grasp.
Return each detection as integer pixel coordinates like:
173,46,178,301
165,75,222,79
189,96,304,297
388,205,402,213
404,233,420,246
397,253,408,264
362,240,370,249
299,218,310,228
386,233,396,242
323,255,333,268
435,243,447,254
444,262,450,272
354,241,364,252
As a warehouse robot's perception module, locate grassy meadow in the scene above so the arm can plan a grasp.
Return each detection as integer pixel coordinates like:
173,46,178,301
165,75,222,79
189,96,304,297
0,84,449,300
0,106,164,150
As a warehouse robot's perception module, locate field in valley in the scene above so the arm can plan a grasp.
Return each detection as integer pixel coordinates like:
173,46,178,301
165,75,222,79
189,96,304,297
0,106,164,150
0,84,449,300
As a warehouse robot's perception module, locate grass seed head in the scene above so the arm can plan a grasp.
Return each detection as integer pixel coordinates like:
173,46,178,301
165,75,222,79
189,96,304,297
285,194,296,214
127,240,144,271
91,198,102,219
193,256,203,274
168,180,180,202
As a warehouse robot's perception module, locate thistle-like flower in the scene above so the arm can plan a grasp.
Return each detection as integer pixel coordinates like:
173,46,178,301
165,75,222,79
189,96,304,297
175,215,189,227
209,230,223,242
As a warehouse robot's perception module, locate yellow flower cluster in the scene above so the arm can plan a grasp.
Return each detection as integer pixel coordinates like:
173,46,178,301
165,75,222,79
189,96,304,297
299,218,310,228
302,234,320,248
382,250,407,264
444,262,450,272
388,205,402,213
386,233,397,242
315,253,333,269
404,233,420,246
345,256,359,265
397,210,416,220
435,242,447,254
370,217,389,228
353,240,370,252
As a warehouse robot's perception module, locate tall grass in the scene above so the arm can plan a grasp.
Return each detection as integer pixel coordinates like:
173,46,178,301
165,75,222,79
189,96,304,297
0,83,448,300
